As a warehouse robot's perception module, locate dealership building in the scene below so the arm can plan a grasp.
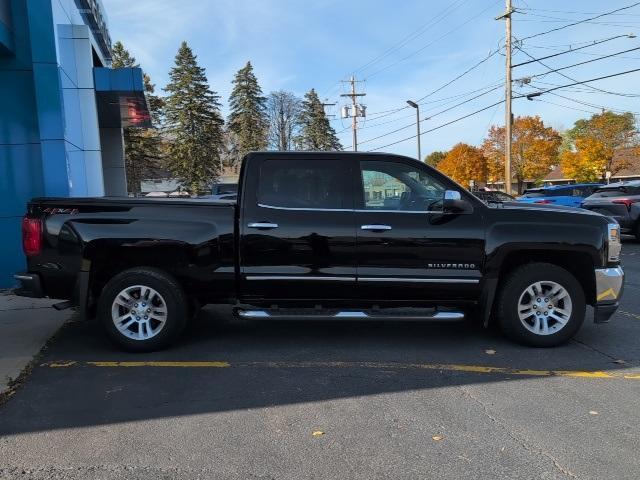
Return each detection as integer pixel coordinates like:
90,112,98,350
0,0,149,287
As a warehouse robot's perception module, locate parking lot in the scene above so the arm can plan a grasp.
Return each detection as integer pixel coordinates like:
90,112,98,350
0,242,639,479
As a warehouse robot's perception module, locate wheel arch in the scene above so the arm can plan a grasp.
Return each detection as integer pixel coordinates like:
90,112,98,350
481,248,596,326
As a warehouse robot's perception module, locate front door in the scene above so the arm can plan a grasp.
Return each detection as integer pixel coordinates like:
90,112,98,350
355,158,485,302
240,155,357,303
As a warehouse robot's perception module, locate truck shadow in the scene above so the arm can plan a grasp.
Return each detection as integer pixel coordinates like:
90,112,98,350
0,305,634,436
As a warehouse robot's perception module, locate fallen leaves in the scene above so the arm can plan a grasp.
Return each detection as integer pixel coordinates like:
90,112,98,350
432,435,444,441
589,411,599,415
312,430,325,437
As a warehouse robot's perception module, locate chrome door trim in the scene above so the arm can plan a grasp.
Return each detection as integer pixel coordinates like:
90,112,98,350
257,203,353,212
247,222,279,229
246,276,357,281
257,203,444,214
358,277,480,284
361,224,392,231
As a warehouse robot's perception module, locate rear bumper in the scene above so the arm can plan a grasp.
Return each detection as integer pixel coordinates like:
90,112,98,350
13,272,45,298
593,266,624,323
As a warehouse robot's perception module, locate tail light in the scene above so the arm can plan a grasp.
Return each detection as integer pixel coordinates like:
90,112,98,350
534,199,553,204
22,217,42,256
612,199,638,211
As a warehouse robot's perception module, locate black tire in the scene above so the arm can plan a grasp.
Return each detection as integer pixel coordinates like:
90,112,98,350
497,263,586,347
97,267,188,352
634,222,640,242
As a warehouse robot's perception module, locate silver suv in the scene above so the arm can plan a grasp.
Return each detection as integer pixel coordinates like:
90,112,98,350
582,180,640,239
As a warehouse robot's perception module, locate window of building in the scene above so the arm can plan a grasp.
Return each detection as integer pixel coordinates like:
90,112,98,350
258,159,349,209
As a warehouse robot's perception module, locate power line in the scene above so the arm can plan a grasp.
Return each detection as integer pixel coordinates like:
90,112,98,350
365,0,502,79
353,0,470,75
519,2,640,41
515,45,640,97
517,7,640,17
415,48,501,102
349,79,504,127
513,34,633,67
519,68,640,98
369,100,505,152
322,0,471,101
521,45,640,80
367,68,640,152
531,97,598,115
359,84,503,146
543,91,640,116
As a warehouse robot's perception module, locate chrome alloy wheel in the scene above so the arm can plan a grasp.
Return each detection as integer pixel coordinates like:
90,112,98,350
517,280,573,336
111,285,168,340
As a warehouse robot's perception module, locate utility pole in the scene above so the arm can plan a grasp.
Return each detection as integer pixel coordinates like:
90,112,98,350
497,0,513,194
340,76,366,151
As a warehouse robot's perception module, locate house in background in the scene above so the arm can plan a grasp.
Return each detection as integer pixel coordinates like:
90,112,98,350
543,148,640,186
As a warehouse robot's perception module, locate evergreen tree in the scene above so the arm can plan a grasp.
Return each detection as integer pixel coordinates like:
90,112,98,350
296,89,342,151
111,41,136,68
111,41,163,194
163,41,225,194
228,61,268,158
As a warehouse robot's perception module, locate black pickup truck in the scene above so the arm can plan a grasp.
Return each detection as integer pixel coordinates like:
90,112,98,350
15,152,624,351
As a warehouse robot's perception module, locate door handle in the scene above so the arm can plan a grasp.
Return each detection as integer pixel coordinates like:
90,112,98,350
361,224,392,231
248,222,279,229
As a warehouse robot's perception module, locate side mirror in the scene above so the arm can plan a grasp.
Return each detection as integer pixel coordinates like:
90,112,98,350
443,190,472,214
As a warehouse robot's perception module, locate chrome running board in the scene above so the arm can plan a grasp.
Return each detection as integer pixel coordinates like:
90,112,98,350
236,308,464,321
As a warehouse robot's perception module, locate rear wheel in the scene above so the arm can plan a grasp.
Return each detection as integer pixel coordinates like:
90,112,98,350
98,267,188,352
634,222,640,241
497,263,585,347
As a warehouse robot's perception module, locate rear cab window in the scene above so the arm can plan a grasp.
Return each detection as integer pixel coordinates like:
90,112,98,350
257,158,351,209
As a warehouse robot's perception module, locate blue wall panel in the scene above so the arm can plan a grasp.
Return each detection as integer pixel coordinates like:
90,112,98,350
0,217,26,284
0,143,44,217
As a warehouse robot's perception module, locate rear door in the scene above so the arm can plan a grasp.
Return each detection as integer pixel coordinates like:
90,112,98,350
239,155,357,302
354,157,485,302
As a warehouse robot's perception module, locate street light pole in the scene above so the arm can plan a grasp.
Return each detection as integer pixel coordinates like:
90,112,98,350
407,100,421,161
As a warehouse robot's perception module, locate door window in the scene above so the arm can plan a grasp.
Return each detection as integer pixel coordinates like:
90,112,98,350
258,159,349,209
360,160,445,211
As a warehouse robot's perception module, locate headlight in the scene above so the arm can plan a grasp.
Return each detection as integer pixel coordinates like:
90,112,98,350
608,223,621,262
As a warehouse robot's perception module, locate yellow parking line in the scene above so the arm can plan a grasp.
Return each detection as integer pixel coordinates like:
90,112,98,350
619,310,640,320
90,361,231,368
43,360,640,380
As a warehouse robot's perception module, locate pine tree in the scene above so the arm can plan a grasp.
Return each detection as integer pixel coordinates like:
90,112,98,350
111,41,136,68
163,41,225,194
228,61,268,158
111,41,163,194
296,89,342,151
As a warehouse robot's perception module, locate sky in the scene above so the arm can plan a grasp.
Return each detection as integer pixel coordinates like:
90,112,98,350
102,0,640,158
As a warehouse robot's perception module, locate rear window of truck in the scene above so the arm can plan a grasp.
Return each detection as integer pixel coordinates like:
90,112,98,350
257,159,349,209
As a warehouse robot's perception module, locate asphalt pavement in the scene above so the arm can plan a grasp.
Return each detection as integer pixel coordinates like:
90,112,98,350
2,241,640,479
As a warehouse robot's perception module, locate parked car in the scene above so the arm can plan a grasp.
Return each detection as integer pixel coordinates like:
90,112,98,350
472,190,515,203
14,152,623,351
518,183,602,208
581,180,640,239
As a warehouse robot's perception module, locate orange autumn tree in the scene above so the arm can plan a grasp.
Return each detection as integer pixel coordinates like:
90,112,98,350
482,116,561,193
437,143,488,187
560,111,639,182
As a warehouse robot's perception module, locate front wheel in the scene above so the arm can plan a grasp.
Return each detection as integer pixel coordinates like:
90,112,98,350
97,267,188,352
497,263,586,347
